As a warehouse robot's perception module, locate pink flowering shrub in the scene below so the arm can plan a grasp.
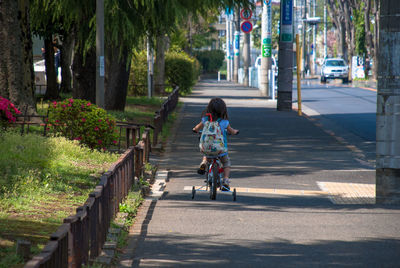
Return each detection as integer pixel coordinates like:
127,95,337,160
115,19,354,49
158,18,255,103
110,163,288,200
47,98,118,150
0,96,21,129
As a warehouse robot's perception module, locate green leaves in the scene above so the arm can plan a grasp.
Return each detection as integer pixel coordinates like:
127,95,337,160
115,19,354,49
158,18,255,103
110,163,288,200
47,98,118,150
165,51,200,94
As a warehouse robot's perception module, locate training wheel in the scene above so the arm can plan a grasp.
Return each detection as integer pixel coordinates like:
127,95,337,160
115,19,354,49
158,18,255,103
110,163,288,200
192,186,196,199
233,188,237,201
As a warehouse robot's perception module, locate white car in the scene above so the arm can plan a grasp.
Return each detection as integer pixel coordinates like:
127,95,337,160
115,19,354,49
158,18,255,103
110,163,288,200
320,58,349,83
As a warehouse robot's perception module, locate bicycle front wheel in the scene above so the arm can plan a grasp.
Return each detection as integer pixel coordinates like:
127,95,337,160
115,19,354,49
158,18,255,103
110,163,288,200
209,165,218,200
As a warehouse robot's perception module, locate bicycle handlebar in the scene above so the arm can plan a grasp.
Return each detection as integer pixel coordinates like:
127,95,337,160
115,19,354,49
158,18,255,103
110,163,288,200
192,129,239,135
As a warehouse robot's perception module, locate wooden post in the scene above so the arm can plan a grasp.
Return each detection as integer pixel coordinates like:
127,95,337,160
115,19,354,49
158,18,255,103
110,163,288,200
16,240,31,261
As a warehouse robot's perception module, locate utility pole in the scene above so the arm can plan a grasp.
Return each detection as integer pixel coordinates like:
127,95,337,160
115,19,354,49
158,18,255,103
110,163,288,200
312,0,316,75
226,11,231,81
277,0,293,111
243,29,250,86
233,8,240,83
260,0,272,97
302,0,307,77
96,0,105,108
324,0,327,59
147,37,154,98
376,0,400,204
230,15,234,81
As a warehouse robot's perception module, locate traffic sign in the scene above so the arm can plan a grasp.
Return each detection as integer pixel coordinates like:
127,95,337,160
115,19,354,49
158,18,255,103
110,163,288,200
280,0,293,42
262,44,271,57
240,21,253,33
240,8,252,20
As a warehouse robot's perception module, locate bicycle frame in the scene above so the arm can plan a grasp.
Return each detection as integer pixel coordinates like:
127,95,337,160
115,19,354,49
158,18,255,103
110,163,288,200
191,131,236,201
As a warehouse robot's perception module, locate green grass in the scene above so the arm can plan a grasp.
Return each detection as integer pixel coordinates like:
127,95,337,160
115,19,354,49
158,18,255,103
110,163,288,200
1,94,180,267
109,96,164,125
0,130,119,267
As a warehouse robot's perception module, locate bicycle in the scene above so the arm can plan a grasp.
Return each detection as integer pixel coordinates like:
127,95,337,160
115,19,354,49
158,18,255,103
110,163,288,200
191,131,237,201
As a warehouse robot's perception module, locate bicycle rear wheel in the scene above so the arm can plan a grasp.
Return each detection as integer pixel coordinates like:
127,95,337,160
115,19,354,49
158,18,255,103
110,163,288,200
209,165,218,200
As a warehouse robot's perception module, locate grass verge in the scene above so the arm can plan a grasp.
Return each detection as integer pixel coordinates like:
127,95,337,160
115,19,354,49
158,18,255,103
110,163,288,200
2,95,180,267
0,130,119,268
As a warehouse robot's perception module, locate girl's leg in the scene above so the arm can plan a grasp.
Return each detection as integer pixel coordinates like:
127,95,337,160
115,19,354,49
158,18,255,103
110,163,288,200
223,166,230,179
197,156,207,174
220,155,231,179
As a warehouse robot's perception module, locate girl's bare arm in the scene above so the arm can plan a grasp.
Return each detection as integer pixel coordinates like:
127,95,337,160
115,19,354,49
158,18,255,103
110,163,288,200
193,122,204,132
227,125,239,135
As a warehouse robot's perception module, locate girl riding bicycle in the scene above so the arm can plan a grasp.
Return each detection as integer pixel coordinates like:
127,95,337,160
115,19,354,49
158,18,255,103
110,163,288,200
192,97,239,190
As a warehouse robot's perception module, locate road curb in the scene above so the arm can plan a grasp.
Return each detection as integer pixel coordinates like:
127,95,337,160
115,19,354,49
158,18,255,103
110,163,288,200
293,103,374,168
117,170,169,267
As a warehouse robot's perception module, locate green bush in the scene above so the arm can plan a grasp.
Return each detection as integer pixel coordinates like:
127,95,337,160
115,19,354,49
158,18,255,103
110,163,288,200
47,98,118,150
128,51,148,96
195,50,225,73
165,51,200,95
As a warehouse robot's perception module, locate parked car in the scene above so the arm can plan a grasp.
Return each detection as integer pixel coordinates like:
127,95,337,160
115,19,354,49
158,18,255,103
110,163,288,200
320,58,349,83
255,56,278,77
33,59,62,94
34,60,47,94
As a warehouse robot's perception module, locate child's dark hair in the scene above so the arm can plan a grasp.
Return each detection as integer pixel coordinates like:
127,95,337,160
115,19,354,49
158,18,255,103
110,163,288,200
203,97,228,120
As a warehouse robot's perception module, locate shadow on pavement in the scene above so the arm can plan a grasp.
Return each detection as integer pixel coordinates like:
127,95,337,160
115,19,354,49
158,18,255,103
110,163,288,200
133,225,400,268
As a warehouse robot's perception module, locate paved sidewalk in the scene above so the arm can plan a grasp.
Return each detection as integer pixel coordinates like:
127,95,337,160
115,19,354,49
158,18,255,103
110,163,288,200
118,80,400,268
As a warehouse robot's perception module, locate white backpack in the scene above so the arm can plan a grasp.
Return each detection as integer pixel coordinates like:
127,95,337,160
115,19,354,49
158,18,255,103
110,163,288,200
199,117,226,156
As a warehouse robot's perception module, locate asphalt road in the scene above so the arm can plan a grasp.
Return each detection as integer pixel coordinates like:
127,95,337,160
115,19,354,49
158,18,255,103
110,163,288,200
293,79,377,167
125,80,400,268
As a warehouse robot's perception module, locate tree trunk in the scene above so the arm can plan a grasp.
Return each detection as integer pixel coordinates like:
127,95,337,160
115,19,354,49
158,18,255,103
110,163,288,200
0,0,36,114
154,33,168,95
72,47,96,103
104,45,130,111
60,32,75,93
44,37,59,100
343,1,354,63
339,21,347,59
327,0,347,58
364,0,374,78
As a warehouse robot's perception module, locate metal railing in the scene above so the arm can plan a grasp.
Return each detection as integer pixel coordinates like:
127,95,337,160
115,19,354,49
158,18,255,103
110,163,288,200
24,132,151,268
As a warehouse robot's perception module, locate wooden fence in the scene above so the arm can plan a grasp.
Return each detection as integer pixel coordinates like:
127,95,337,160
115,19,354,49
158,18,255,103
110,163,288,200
22,88,180,267
152,87,179,146
24,131,151,268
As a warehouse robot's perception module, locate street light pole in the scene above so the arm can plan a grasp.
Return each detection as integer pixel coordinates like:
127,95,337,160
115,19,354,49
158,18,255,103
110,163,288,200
96,0,105,108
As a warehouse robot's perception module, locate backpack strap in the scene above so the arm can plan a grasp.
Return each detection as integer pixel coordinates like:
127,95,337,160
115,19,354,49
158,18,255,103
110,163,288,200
206,113,213,122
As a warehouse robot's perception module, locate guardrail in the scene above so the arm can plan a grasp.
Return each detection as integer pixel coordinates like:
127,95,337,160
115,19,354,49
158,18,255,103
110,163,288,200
24,131,151,268
152,87,179,146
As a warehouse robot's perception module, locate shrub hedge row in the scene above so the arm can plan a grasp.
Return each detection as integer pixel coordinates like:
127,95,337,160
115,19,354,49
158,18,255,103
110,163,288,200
129,50,200,96
194,50,225,73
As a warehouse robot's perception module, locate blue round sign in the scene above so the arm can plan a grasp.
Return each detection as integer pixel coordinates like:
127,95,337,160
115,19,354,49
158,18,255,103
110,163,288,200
240,21,253,33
